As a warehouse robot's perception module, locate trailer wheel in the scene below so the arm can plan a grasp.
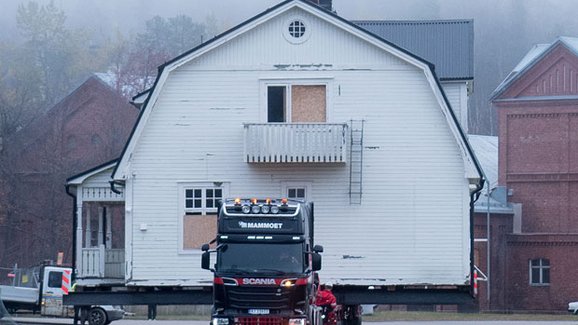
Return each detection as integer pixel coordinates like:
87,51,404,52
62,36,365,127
88,307,108,325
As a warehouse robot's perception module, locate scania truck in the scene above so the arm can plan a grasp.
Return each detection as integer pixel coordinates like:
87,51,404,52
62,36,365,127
202,198,325,325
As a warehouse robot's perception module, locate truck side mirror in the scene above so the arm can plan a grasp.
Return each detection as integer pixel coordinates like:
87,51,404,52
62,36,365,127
201,244,210,252
313,245,324,253
311,252,322,271
201,251,211,270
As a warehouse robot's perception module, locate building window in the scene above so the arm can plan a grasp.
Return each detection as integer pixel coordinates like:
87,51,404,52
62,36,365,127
529,258,550,285
282,181,311,201
180,183,228,252
266,84,326,123
288,20,306,38
184,187,222,215
288,187,306,200
268,86,287,122
283,17,311,44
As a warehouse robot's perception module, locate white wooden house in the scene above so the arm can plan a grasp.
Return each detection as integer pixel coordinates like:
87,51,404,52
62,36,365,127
68,0,483,288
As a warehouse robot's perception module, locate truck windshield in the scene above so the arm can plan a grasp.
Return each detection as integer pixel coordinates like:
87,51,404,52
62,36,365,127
217,243,304,274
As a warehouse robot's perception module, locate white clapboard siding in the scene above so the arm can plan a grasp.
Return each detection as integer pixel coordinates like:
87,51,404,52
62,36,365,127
184,8,411,71
441,82,469,133
122,5,473,286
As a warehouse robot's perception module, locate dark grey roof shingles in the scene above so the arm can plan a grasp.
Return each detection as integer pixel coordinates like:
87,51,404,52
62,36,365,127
354,20,473,80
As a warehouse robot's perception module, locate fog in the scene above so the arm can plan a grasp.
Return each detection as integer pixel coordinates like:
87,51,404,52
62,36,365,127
2,0,578,134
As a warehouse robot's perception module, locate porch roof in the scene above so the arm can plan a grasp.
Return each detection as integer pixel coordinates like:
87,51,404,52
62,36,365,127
67,159,118,186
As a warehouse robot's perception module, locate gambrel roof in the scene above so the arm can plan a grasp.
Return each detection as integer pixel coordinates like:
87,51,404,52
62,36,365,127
354,19,474,80
112,0,483,187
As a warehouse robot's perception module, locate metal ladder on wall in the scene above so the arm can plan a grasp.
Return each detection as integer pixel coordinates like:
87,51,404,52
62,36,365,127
349,120,364,204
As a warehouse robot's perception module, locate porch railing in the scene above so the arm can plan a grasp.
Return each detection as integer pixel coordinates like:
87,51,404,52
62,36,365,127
243,123,348,163
80,246,124,278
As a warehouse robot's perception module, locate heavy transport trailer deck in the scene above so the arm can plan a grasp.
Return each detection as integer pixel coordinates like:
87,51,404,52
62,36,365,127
63,284,474,313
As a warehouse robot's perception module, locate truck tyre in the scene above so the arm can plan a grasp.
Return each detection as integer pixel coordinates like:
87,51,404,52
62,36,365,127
88,307,108,325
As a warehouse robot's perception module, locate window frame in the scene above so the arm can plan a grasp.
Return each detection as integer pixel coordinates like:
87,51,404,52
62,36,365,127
281,181,312,202
184,187,223,215
47,271,63,288
178,182,228,254
283,16,311,44
259,78,333,124
529,258,550,286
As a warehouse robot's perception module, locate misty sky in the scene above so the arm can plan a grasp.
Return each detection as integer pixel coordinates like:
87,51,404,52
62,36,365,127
3,0,578,134
3,0,574,67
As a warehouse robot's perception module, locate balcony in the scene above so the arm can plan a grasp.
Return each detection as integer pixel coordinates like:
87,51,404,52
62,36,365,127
244,123,348,163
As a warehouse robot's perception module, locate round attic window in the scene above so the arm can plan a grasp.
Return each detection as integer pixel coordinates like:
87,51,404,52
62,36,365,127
284,18,310,44
289,20,306,38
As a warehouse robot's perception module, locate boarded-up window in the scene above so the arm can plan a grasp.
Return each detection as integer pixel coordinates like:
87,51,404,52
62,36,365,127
182,186,223,250
291,85,326,122
183,214,217,249
266,84,326,123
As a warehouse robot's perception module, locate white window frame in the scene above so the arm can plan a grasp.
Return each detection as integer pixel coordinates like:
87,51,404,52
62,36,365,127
259,78,333,123
529,258,550,286
283,16,311,44
281,181,312,202
177,182,229,254
184,187,222,215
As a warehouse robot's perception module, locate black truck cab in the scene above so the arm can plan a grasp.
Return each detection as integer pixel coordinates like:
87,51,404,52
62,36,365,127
202,198,323,325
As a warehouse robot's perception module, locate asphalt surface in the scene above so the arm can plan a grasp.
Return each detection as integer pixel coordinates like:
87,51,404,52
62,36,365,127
4,319,578,325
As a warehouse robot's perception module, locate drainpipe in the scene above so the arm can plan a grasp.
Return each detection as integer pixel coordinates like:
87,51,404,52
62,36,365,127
470,180,484,299
471,166,491,306
110,180,124,194
65,184,77,283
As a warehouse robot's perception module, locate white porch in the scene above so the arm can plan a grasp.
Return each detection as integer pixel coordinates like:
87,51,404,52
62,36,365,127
67,162,126,283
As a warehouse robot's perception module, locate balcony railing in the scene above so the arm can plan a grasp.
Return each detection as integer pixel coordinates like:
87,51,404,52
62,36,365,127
80,245,124,278
244,123,348,163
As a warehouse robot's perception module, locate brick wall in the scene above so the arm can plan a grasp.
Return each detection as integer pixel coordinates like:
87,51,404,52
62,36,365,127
492,41,578,312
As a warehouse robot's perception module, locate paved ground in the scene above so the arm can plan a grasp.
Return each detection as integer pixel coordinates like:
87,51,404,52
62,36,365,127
5,319,578,325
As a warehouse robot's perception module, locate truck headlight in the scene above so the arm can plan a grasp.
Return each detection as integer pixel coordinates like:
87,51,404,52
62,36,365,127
289,318,306,325
212,318,229,325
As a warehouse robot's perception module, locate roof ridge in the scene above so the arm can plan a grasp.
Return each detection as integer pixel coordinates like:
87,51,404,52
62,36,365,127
353,19,472,25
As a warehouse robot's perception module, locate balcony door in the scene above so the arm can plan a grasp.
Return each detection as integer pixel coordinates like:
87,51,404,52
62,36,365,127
267,84,326,123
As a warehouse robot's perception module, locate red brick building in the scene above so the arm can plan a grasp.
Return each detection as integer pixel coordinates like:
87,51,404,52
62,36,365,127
483,37,578,312
0,76,138,269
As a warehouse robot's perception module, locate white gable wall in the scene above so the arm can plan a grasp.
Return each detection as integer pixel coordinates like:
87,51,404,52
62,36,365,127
123,6,472,286
441,82,469,133
185,8,411,70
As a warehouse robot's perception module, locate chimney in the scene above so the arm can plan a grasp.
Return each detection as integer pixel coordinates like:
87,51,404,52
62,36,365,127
306,0,333,11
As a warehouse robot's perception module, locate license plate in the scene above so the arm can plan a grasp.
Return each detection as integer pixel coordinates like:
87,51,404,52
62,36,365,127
248,309,270,315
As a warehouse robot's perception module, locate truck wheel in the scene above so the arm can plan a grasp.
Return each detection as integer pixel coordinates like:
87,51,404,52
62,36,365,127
88,307,108,325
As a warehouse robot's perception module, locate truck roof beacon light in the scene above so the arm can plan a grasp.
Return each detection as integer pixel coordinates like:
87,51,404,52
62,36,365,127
271,205,280,214
261,205,270,214
222,198,300,216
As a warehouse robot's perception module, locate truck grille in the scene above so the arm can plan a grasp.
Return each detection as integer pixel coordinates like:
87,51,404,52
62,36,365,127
236,317,284,325
227,286,291,309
